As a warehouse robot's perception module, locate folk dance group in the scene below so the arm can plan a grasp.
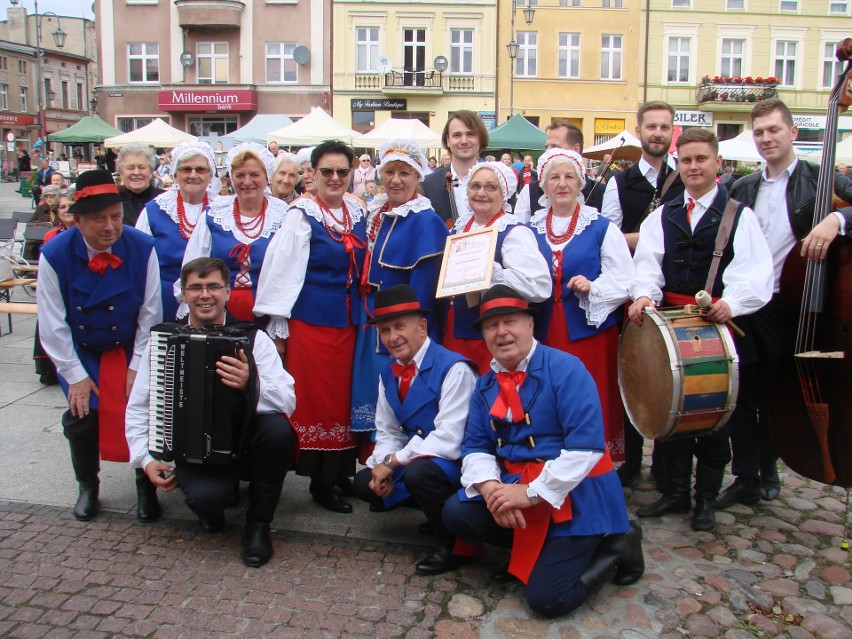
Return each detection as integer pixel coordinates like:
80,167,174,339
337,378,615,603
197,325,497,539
36,97,851,618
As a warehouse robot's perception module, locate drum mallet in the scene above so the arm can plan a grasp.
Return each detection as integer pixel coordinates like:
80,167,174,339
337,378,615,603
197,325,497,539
695,290,746,337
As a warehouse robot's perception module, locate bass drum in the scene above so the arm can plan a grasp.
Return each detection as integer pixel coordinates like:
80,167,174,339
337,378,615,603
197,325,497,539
618,306,739,440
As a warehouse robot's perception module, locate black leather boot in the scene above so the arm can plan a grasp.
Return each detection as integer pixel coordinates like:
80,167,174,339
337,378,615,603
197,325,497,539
637,451,691,518
760,459,781,501
135,469,162,523
650,444,668,493
243,481,283,568
579,545,619,599
598,520,645,585
69,440,99,522
692,464,724,531
712,479,760,510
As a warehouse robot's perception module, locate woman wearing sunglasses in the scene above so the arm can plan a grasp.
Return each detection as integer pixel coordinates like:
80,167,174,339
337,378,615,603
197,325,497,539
136,142,220,320
255,140,367,513
180,142,288,322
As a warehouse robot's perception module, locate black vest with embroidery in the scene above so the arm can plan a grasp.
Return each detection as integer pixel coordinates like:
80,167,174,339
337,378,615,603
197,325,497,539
614,162,684,233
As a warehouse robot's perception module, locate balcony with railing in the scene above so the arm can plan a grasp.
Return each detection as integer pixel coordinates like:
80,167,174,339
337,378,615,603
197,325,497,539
696,75,779,109
346,70,493,96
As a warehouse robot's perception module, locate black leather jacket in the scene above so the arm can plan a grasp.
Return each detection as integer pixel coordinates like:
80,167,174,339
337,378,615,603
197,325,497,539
729,160,852,240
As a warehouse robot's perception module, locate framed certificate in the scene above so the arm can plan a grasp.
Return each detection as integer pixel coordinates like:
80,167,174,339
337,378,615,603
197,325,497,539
435,227,498,298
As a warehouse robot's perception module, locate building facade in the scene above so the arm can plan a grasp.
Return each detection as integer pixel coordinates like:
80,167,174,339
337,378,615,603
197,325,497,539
495,1,642,147
95,0,330,136
331,0,497,140
641,0,852,148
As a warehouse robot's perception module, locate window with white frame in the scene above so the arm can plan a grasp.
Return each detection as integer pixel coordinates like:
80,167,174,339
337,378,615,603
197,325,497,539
0,84,8,111
602,0,623,7
127,42,159,83
667,37,690,82
601,34,622,80
560,0,581,5
720,38,744,77
558,33,580,78
356,27,379,72
197,42,228,84
774,40,797,86
516,31,537,77
823,41,844,87
117,116,156,133
780,1,798,11
672,0,691,7
830,1,848,14
727,0,745,8
450,29,473,74
266,43,297,83
19,86,27,112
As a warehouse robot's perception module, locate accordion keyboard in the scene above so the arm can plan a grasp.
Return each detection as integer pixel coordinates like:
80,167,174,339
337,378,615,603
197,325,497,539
148,329,174,458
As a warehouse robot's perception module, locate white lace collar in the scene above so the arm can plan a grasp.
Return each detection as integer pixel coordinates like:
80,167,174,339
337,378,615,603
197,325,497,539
530,204,599,242
291,195,366,225
208,194,289,239
153,189,208,224
367,193,433,219
452,211,521,234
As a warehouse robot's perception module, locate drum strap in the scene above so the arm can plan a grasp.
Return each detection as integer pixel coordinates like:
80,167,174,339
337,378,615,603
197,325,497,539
640,164,679,225
704,198,740,293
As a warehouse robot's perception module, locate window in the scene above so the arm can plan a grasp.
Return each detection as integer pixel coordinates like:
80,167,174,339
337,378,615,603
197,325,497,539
667,37,690,83
117,116,155,133
727,0,745,8
823,41,844,88
672,0,691,7
0,84,7,111
188,116,238,137
0,57,6,70
602,0,623,7
830,1,849,15
356,27,379,72
601,34,622,80
450,29,473,74
18,60,26,73
721,38,744,78
780,1,798,10
128,42,159,83
266,43,297,83
516,31,537,77
76,83,84,110
352,110,375,133
61,80,69,109
558,33,580,79
197,42,228,84
560,0,581,5
774,40,797,86
19,86,27,112
44,78,53,106
403,28,427,75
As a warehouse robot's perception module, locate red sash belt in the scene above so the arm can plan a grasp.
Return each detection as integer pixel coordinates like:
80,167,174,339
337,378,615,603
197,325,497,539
504,451,613,584
662,292,719,307
98,346,130,462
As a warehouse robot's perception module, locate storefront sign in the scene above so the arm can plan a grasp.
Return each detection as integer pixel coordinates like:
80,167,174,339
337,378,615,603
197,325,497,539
675,110,713,127
478,111,496,130
793,114,852,130
0,113,35,127
158,90,257,112
351,99,407,111
594,119,625,135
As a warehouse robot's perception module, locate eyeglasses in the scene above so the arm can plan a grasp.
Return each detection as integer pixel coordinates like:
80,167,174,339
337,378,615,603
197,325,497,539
317,167,352,179
183,283,227,294
178,166,210,175
468,182,500,193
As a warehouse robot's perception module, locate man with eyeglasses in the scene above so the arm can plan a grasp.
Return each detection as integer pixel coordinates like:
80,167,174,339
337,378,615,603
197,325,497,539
126,256,296,568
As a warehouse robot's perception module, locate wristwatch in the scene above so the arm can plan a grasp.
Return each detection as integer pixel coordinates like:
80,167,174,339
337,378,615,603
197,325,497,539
382,454,396,470
526,486,539,505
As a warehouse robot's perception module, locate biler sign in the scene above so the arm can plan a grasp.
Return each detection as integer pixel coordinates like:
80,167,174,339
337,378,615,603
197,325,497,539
675,111,713,127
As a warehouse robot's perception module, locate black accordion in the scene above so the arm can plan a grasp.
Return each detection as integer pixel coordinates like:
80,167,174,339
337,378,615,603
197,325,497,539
148,323,258,465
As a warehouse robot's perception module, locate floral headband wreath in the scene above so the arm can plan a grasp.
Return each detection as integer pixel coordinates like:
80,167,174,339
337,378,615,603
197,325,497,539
378,138,428,182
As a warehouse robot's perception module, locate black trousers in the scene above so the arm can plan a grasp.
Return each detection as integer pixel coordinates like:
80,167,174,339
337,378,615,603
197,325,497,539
174,413,294,520
62,410,99,448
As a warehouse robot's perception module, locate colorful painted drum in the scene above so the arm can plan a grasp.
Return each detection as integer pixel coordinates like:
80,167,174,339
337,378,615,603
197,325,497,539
618,306,739,440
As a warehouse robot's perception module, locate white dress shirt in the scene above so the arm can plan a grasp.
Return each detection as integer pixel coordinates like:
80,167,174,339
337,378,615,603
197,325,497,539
125,326,296,470
601,155,678,229
631,186,774,317
365,338,477,468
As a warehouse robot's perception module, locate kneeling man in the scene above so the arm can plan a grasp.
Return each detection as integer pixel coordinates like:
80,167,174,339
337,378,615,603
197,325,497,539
125,257,296,568
443,285,644,618
353,285,477,575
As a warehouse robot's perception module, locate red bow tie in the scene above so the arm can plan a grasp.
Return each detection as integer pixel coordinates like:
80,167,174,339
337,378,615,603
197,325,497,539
392,361,416,401
490,371,527,421
89,252,123,276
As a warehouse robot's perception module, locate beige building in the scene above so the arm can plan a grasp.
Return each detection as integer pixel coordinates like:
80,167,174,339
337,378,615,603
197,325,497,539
94,0,331,136
495,1,643,147
641,0,852,148
331,0,497,139
0,40,37,165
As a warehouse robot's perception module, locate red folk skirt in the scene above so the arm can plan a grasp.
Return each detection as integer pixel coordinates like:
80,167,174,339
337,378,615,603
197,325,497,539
544,303,624,462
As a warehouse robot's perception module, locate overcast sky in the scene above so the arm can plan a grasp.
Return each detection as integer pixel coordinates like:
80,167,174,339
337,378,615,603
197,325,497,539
0,0,94,21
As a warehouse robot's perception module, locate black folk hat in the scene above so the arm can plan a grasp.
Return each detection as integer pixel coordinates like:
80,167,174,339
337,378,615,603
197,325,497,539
367,284,430,324
69,169,122,215
472,284,537,331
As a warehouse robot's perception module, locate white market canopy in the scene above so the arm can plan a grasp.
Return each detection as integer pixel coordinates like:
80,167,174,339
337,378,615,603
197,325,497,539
805,135,852,165
582,130,643,161
230,114,294,144
718,130,765,164
104,118,197,148
267,108,363,146
357,118,441,149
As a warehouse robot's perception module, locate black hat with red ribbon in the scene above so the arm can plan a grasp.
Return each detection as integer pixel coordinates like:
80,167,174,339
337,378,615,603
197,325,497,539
69,169,122,215
472,284,537,331
366,284,430,324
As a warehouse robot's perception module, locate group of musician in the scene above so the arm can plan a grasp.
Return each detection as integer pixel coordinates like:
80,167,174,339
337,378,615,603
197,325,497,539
36,96,851,618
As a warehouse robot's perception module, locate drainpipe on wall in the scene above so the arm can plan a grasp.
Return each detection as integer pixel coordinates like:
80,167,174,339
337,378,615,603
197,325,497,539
643,0,650,104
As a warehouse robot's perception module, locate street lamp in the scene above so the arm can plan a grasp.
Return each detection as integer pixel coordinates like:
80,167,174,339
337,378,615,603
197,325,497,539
507,0,535,118
8,0,66,149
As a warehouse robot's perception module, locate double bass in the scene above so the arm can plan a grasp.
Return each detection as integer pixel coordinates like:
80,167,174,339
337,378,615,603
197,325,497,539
769,40,852,487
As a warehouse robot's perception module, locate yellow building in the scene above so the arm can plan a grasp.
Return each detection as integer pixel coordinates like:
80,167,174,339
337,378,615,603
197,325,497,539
331,0,497,138
641,0,852,147
495,1,642,147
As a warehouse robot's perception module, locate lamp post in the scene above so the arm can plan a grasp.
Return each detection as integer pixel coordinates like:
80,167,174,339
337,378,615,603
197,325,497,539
507,0,535,118
9,0,66,151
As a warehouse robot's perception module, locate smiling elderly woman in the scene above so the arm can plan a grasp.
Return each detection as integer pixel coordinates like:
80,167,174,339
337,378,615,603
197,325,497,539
180,142,288,322
270,152,300,204
117,144,163,226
